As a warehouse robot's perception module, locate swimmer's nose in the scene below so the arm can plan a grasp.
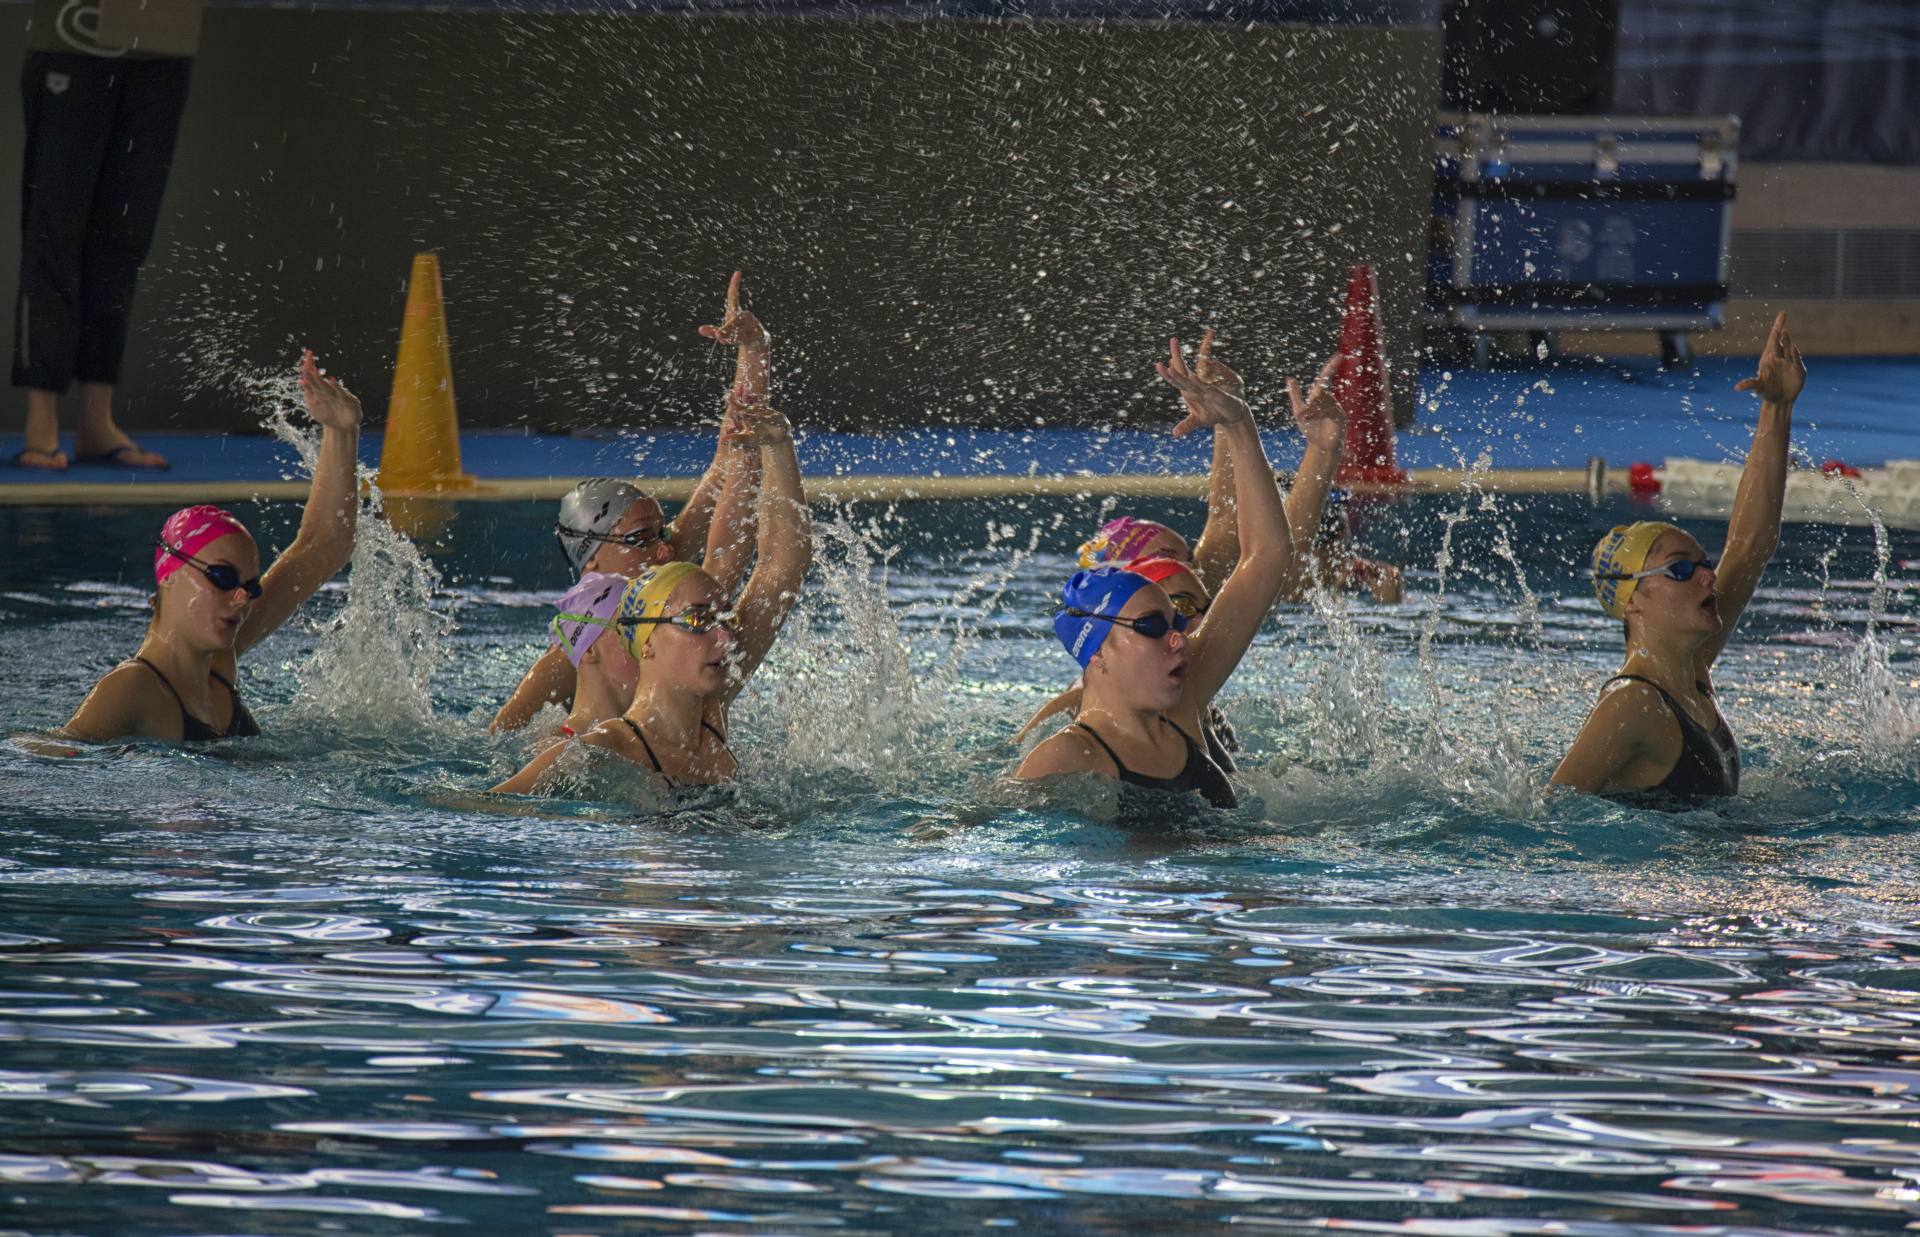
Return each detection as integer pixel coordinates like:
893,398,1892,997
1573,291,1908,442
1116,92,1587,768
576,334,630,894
1167,629,1188,653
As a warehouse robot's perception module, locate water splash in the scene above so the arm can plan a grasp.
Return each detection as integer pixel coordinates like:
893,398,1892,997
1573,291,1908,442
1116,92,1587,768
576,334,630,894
244,364,457,736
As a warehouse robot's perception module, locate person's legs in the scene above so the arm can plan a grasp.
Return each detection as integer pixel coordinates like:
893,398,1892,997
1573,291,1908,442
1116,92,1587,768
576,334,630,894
20,387,62,469
12,53,117,468
73,56,192,468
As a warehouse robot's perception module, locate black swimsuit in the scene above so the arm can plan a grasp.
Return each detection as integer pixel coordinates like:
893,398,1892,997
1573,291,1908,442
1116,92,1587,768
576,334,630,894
621,717,730,789
1072,718,1238,809
1604,674,1740,805
132,656,260,741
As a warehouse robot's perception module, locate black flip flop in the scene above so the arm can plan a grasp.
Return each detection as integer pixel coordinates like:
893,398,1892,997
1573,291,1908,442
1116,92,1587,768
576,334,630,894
75,444,169,471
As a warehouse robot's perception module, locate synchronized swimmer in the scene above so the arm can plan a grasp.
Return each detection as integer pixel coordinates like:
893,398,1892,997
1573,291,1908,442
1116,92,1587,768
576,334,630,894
55,273,1809,815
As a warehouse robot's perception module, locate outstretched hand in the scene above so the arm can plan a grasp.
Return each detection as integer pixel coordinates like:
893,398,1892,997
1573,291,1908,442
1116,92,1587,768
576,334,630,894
1191,328,1244,398
697,271,769,351
1734,311,1805,406
1287,353,1347,454
1158,337,1251,437
299,349,361,431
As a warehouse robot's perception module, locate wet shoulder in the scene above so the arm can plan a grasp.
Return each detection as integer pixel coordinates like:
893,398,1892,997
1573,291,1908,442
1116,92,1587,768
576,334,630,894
1018,725,1108,781
72,661,181,741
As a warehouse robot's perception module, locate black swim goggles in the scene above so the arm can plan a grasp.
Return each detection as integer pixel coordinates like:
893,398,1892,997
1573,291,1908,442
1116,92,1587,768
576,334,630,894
1596,557,1716,585
555,521,670,560
1057,606,1190,639
155,541,263,599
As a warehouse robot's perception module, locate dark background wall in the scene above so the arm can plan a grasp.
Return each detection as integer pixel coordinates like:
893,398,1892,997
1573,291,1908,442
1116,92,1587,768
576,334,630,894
1,8,1440,434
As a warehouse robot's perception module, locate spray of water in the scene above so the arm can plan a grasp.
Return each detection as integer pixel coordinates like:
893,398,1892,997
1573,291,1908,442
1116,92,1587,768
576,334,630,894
243,364,457,738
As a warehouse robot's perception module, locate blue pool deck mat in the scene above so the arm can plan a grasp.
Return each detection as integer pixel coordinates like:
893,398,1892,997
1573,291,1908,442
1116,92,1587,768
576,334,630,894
3,357,1914,503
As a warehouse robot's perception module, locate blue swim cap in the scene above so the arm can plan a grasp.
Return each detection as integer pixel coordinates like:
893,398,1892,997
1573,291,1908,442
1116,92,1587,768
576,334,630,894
1054,566,1154,669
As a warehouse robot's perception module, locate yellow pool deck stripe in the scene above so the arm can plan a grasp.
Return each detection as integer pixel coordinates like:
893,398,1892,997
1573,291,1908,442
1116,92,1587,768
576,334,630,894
0,467,1605,507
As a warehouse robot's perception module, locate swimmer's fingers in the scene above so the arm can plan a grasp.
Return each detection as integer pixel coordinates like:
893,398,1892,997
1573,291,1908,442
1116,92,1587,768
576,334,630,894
1196,327,1214,363
1735,311,1805,402
1166,336,1192,378
1307,352,1344,403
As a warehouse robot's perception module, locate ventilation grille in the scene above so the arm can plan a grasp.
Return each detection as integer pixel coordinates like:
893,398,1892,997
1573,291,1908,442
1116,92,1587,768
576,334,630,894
1731,229,1920,299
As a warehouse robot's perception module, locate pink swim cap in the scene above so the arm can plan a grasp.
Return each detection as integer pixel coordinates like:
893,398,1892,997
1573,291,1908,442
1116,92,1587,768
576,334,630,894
154,506,251,584
1077,517,1176,569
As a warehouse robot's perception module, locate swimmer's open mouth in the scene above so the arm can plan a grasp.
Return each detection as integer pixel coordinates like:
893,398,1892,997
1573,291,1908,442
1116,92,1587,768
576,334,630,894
1170,660,1188,682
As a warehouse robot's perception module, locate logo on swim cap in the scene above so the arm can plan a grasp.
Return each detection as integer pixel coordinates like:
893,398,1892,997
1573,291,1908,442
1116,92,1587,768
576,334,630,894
556,478,652,576
616,561,703,659
1077,517,1175,569
551,572,629,668
1053,566,1154,669
154,506,250,584
1592,521,1684,619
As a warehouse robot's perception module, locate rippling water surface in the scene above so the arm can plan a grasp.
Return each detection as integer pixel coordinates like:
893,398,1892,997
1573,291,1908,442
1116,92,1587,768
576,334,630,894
3,496,1918,1235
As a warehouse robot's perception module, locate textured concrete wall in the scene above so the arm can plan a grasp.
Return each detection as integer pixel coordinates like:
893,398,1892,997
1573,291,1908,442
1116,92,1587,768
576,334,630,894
2,10,1440,434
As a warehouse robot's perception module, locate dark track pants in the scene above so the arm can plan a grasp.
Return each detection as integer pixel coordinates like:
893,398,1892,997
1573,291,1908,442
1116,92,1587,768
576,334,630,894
12,52,191,391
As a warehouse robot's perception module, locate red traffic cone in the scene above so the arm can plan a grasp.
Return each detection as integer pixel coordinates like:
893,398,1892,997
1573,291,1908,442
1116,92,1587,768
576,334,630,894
1331,264,1407,487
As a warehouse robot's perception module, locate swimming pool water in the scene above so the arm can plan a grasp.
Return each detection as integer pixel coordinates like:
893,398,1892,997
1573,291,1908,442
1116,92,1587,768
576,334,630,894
2,495,1918,1234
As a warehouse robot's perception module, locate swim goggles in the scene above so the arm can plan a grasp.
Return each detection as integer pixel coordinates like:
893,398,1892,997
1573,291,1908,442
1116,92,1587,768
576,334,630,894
618,607,737,637
154,541,263,599
555,521,670,553
1167,593,1210,620
1595,557,1715,585
1055,606,1190,640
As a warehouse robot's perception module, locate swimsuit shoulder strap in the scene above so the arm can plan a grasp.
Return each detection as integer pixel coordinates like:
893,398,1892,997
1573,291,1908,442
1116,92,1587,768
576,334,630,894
209,667,238,692
131,656,189,715
1162,717,1202,752
1606,674,1713,735
1068,721,1128,777
621,717,668,776
701,718,727,744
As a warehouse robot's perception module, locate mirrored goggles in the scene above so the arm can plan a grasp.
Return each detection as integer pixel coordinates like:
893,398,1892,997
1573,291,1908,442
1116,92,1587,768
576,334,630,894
620,608,736,637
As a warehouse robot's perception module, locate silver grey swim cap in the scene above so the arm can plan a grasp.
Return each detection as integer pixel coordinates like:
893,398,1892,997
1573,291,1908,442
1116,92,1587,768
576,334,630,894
556,478,649,575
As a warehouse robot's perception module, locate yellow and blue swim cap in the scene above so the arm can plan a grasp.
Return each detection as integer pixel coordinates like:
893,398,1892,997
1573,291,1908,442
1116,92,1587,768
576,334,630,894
616,561,703,657
1592,521,1685,619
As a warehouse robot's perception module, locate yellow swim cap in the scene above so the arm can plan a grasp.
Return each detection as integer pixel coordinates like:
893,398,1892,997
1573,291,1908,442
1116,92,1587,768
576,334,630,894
617,561,703,657
1591,521,1685,619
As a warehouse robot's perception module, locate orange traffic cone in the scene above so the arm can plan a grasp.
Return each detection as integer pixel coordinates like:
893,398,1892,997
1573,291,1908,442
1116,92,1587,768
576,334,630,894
376,252,474,494
1331,263,1407,487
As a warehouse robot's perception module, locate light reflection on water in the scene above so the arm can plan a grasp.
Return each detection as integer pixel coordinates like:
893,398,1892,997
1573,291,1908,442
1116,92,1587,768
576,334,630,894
0,498,1917,1233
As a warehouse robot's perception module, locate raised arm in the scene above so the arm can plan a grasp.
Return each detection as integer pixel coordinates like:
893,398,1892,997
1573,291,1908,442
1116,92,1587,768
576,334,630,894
701,407,763,594
236,350,361,655
1278,354,1348,597
1187,330,1241,593
1698,311,1803,671
489,644,574,733
1157,338,1295,708
675,272,771,566
1014,681,1083,745
721,402,811,704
